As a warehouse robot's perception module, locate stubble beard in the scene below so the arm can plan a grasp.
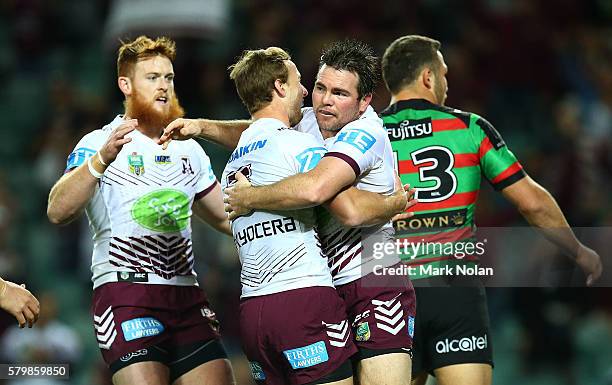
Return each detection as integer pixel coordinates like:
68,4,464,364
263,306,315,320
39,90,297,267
288,98,304,127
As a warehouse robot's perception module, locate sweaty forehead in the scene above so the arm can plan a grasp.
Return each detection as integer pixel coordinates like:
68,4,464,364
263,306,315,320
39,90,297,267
316,64,359,91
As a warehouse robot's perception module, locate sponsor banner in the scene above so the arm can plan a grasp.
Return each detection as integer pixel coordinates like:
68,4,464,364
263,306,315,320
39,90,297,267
283,341,329,370
435,335,488,354
121,317,165,342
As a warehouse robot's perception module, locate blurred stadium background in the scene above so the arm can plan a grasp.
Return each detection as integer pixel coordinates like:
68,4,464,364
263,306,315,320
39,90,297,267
0,0,611,384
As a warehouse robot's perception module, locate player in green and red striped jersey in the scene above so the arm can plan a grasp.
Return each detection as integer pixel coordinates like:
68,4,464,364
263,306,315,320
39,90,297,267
383,98,524,279
380,35,602,385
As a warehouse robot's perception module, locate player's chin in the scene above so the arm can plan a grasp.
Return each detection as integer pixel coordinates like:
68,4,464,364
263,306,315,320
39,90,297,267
316,115,337,129
153,101,169,111
289,110,303,127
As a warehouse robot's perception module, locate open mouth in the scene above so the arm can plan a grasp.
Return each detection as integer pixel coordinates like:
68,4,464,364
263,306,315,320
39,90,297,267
155,96,168,104
317,109,335,117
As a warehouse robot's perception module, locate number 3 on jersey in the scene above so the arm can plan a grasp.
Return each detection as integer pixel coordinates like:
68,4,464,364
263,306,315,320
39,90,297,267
395,146,457,203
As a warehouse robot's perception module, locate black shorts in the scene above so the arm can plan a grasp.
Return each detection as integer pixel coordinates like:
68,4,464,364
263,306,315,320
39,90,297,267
109,339,228,383
411,279,493,375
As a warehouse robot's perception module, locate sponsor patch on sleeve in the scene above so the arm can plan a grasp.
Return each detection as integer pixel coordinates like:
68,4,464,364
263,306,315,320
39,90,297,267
121,317,165,341
335,129,376,153
283,341,329,369
66,147,96,170
296,147,327,172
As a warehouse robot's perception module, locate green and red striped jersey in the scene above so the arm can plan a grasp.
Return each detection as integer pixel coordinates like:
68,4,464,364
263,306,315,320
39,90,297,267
380,99,526,279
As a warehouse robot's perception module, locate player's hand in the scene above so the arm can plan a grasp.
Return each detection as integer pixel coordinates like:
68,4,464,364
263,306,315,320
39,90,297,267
159,118,202,150
0,281,40,328
391,174,418,222
98,119,138,164
576,245,602,286
224,172,253,220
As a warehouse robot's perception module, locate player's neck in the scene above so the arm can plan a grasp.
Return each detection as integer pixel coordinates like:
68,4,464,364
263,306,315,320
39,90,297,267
389,89,436,106
320,129,336,140
252,105,290,127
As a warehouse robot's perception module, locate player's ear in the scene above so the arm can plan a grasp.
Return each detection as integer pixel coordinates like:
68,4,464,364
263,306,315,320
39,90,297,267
422,67,434,91
118,76,132,96
274,79,287,98
358,93,373,114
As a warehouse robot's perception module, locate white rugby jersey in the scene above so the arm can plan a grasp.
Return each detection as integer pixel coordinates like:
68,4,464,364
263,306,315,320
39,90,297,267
221,118,333,298
295,107,399,286
65,115,217,289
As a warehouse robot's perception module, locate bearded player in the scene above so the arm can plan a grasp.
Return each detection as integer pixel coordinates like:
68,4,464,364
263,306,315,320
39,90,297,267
47,36,235,385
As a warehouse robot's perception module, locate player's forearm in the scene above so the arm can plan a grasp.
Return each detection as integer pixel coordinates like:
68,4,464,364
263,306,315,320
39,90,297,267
205,218,232,236
200,210,232,236
47,163,100,225
246,174,331,210
518,188,582,257
327,187,400,227
196,119,250,149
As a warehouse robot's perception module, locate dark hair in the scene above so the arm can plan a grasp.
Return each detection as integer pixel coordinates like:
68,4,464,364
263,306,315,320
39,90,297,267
382,35,441,94
319,39,379,99
229,47,291,114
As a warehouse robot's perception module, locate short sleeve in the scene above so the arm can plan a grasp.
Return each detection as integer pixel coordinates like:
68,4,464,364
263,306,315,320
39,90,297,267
193,143,218,199
472,115,526,190
65,131,105,173
324,124,384,177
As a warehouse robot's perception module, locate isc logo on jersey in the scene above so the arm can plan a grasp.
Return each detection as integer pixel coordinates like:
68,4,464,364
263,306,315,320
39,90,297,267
386,118,433,141
435,334,488,354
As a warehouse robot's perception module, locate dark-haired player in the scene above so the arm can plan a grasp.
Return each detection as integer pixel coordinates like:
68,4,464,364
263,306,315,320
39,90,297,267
223,40,416,385
380,34,602,385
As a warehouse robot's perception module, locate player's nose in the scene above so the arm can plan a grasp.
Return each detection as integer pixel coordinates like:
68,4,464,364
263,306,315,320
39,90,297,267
321,91,332,105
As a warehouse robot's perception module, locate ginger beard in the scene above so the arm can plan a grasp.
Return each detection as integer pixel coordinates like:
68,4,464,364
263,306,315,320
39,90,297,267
125,88,185,129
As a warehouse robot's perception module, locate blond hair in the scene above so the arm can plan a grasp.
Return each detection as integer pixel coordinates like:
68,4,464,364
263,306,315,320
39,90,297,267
117,36,176,77
229,47,291,114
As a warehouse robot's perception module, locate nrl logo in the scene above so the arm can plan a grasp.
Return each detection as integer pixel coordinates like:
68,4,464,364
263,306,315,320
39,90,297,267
128,152,145,176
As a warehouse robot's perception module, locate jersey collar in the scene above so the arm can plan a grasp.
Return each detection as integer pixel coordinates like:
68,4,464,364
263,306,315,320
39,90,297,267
380,99,435,116
249,117,288,132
